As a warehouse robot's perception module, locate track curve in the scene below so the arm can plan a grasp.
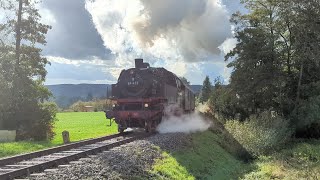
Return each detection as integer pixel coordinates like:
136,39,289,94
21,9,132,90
0,132,152,180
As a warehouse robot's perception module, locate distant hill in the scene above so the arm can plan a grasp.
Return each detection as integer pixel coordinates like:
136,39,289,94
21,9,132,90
189,85,202,95
47,84,111,108
47,84,202,108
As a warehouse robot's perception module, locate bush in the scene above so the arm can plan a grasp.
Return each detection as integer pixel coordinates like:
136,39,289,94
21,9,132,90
69,99,113,112
35,102,58,140
209,86,249,122
15,102,58,141
291,95,320,138
225,112,292,156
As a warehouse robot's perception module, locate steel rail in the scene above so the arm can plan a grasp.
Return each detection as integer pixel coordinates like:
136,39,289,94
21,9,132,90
0,133,126,167
0,132,151,180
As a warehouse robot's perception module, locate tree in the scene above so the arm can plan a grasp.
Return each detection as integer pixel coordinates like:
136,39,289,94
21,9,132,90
223,0,320,136
226,0,288,116
0,0,55,140
180,77,190,85
199,76,212,103
86,92,93,101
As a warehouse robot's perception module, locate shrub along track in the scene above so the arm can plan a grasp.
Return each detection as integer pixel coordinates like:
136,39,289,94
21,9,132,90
0,132,152,180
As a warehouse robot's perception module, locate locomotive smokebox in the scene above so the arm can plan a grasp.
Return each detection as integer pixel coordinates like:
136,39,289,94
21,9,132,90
135,58,150,69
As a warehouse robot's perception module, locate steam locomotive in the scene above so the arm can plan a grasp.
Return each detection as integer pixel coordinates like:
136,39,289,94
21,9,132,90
105,59,195,133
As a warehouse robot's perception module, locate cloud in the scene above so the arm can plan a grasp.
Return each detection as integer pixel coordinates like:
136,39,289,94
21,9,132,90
40,0,113,60
45,56,117,85
42,0,245,85
134,0,232,61
86,0,232,63
219,38,237,55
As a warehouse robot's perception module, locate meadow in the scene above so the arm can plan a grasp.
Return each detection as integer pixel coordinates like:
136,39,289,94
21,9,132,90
0,112,118,158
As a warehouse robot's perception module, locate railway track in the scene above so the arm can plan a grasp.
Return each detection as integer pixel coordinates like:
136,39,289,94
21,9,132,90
0,132,151,180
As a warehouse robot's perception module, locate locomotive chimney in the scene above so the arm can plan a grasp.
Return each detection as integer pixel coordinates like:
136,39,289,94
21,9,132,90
135,58,150,69
135,58,143,68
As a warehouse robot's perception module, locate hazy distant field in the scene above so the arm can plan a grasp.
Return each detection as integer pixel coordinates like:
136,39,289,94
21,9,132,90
0,112,118,158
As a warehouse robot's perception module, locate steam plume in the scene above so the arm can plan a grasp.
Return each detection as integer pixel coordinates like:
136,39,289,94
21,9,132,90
157,105,212,134
86,0,232,63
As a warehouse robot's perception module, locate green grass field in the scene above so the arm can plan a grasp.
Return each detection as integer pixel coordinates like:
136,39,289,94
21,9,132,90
52,112,117,144
0,112,118,158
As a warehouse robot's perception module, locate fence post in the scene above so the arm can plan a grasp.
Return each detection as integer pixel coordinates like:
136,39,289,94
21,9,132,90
62,131,70,144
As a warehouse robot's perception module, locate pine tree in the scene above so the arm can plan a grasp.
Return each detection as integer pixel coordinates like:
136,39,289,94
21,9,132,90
200,76,212,103
180,77,190,85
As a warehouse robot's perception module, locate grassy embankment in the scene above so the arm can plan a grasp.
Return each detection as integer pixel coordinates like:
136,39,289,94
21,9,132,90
0,112,117,158
150,130,320,179
150,130,251,179
243,140,320,179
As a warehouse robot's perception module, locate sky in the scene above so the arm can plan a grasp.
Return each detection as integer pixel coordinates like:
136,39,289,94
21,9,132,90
39,0,246,85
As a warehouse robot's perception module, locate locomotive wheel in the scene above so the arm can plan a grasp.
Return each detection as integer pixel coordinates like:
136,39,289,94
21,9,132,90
145,120,154,133
145,121,150,133
118,126,125,133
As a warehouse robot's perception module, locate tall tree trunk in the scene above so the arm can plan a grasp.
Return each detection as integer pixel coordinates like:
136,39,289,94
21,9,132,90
295,62,304,108
12,0,23,131
15,0,22,65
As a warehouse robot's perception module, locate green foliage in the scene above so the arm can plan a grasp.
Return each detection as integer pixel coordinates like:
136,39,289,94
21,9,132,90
199,76,212,103
69,99,113,112
34,102,58,140
220,0,320,136
225,112,292,156
0,0,54,140
243,140,320,179
4,101,58,141
291,95,320,138
292,96,320,128
209,85,243,121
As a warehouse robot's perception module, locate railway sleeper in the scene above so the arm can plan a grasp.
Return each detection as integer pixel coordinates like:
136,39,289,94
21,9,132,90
0,134,149,180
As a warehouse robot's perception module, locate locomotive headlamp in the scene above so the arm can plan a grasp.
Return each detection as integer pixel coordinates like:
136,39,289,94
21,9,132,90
144,103,149,108
112,104,116,108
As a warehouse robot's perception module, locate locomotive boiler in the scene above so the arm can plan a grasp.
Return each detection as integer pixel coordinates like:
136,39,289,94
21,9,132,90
105,59,195,133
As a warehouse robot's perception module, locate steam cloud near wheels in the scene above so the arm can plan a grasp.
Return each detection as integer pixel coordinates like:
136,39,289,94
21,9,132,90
157,104,212,134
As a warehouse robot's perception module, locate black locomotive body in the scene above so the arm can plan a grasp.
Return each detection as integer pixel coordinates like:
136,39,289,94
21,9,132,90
106,59,195,132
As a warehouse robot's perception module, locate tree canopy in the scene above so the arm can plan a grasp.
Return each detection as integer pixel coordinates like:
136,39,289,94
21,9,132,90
213,0,320,137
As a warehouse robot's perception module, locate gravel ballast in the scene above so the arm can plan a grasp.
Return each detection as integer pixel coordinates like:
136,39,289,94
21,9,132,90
29,133,191,180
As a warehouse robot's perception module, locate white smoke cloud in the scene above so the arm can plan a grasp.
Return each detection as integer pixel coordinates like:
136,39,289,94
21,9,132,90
85,0,232,67
133,0,231,61
157,113,212,133
83,0,241,85
156,105,212,134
